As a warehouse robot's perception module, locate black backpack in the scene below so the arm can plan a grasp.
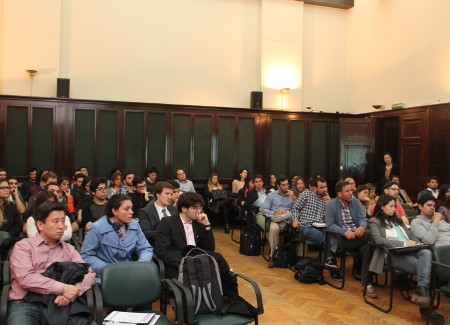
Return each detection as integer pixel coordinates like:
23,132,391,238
178,248,225,315
271,242,298,268
293,257,325,284
239,224,261,256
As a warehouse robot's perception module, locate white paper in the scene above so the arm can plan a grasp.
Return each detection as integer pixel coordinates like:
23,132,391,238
103,311,156,324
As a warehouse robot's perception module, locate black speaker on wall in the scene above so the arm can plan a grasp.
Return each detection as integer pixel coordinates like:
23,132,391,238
57,78,70,98
250,91,263,109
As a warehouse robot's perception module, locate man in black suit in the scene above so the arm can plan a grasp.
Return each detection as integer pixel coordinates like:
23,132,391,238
244,174,269,225
138,181,177,246
155,192,237,297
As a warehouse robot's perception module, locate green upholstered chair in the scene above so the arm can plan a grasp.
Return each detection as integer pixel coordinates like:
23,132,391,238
173,272,264,325
97,261,184,325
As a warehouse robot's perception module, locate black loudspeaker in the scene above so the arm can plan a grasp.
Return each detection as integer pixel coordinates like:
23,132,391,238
250,91,263,109
57,78,70,98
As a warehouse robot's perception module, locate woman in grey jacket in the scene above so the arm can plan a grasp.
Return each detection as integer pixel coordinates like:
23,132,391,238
368,195,431,306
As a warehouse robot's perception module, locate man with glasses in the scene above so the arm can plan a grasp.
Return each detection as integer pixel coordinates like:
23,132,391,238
128,176,151,215
138,181,177,246
80,177,108,228
369,181,409,225
174,169,196,193
155,192,238,297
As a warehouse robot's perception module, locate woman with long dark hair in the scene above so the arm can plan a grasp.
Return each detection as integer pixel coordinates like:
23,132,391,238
231,168,248,194
436,184,450,210
369,195,433,309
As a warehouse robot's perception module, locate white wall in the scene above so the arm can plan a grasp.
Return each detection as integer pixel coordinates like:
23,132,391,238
302,4,347,113
346,0,450,113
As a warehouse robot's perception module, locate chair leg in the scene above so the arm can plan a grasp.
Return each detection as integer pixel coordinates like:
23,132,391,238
325,255,345,290
363,270,394,313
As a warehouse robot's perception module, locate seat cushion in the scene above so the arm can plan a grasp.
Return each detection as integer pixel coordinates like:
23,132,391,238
195,313,255,325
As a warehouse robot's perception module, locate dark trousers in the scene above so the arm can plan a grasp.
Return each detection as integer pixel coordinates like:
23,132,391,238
341,232,372,285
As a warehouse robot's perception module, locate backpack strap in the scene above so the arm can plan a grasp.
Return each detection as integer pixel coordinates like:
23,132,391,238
199,256,218,312
186,257,202,314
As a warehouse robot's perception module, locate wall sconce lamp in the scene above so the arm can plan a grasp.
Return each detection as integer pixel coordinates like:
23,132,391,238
280,88,290,109
26,69,38,96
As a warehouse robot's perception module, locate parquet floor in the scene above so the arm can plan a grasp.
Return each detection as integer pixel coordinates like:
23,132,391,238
213,226,450,325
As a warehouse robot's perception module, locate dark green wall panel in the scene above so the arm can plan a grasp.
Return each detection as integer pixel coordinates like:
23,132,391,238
125,112,144,174
173,115,191,175
147,113,166,178
31,107,53,170
289,120,305,177
193,116,211,178
271,119,288,175
6,106,28,175
74,110,95,175
218,117,234,178
98,111,118,177
310,121,327,176
237,118,254,175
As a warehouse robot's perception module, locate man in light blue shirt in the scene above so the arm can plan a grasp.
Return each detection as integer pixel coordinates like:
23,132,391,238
174,169,196,193
262,176,293,268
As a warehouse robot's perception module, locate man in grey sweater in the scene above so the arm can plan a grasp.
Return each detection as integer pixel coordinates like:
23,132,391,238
411,194,450,247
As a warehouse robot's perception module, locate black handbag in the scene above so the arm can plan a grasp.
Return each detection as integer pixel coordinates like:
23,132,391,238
211,190,228,200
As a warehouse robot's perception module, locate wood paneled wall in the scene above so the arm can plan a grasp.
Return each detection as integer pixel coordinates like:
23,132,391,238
0,95,341,186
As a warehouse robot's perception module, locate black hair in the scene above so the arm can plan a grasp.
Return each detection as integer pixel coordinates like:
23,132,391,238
177,192,205,213
90,177,107,193
33,191,57,216
168,180,180,189
335,180,350,194
383,181,399,191
275,175,288,186
132,176,146,187
373,194,403,228
105,194,131,218
417,194,436,206
146,167,159,175
34,201,66,223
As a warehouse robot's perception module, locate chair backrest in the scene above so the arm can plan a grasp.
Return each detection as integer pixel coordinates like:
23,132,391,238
101,261,162,308
434,245,450,282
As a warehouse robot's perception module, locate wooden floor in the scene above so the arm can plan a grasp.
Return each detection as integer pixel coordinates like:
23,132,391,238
212,226,450,325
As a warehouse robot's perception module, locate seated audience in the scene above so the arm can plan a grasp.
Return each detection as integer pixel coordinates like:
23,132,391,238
436,184,450,209
325,180,375,295
75,176,91,212
30,171,57,197
231,168,248,194
204,172,236,234
128,176,151,215
244,174,269,226
155,192,238,298
0,168,6,178
368,195,440,319
80,177,108,228
354,184,371,217
369,181,409,226
0,178,22,257
7,201,96,325
264,173,277,192
237,179,254,209
290,176,307,202
411,195,450,247
344,177,356,194
168,180,181,206
80,194,153,283
71,172,86,206
118,171,135,195
107,171,122,199
145,166,159,197
8,177,26,214
262,176,294,268
58,176,75,216
26,191,72,242
418,175,439,200
291,177,330,247
439,196,450,224
376,152,399,194
366,183,378,207
19,167,37,202
390,175,415,207
175,169,196,193
138,181,177,246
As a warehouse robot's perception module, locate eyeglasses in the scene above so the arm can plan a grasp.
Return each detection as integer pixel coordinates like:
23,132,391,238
388,188,400,192
0,186,10,190
96,187,107,192
190,206,203,212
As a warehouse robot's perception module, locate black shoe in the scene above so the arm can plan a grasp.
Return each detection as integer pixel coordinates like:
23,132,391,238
330,271,343,282
325,257,339,270
420,307,445,324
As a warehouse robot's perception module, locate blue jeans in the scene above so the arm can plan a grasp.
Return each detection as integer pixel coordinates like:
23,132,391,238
302,226,325,246
7,300,41,325
390,248,432,287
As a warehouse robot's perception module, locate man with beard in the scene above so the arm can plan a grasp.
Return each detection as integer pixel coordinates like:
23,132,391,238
325,180,376,297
